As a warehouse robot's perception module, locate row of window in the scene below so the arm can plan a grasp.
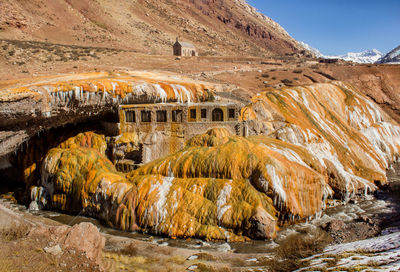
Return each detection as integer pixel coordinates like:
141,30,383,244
125,110,182,123
125,108,236,123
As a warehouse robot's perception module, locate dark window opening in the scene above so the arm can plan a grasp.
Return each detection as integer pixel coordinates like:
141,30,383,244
190,109,197,119
201,109,207,119
212,108,224,122
172,110,183,122
228,108,235,119
125,111,136,123
156,110,167,122
141,110,152,123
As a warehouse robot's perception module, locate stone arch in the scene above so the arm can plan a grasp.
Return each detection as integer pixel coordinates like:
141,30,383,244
212,108,224,122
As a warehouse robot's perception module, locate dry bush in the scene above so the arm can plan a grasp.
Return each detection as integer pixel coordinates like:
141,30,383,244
0,223,30,241
118,242,139,256
193,263,231,272
195,252,219,261
281,78,293,85
266,229,332,272
0,259,17,272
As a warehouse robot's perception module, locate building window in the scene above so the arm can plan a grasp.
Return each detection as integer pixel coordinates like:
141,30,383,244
156,110,167,122
141,110,152,122
190,109,196,119
201,109,207,119
172,110,183,122
229,108,235,119
125,111,135,122
212,108,224,122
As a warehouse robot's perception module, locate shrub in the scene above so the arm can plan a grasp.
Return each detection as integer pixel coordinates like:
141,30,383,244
118,242,138,256
0,223,31,241
266,229,332,272
293,69,303,74
281,79,293,84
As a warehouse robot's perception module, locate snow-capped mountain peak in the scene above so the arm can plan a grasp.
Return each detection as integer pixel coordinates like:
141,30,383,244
376,45,400,64
299,41,323,58
336,49,383,64
300,42,383,64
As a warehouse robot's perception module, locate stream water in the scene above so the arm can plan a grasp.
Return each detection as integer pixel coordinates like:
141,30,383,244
0,186,397,255
2,166,400,255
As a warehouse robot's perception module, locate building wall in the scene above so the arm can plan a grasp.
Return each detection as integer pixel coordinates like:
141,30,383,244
116,103,241,167
173,44,197,56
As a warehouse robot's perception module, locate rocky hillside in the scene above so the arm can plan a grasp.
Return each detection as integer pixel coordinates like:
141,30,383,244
377,45,400,64
0,0,304,57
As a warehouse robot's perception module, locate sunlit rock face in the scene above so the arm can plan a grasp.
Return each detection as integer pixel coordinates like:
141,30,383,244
242,82,400,198
31,132,139,232
133,129,330,225
34,131,278,241
30,82,400,241
0,71,217,157
130,174,276,241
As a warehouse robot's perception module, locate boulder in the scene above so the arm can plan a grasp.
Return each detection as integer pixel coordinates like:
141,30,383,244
30,222,105,263
61,222,105,262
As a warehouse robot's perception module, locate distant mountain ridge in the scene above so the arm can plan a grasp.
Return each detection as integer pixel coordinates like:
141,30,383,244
376,45,400,64
299,42,384,64
335,49,383,64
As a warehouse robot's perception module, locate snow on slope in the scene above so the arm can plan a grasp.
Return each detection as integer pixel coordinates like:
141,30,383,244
297,232,400,271
334,49,383,64
299,41,323,58
300,42,383,64
376,45,400,64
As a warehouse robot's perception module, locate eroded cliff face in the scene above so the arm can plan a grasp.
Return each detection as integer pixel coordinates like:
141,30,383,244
0,71,217,158
12,81,400,241
33,131,277,241
242,82,400,197
133,129,329,221
31,132,139,231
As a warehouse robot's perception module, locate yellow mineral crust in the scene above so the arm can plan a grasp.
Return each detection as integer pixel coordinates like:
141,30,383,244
130,175,277,241
32,81,400,241
38,131,280,240
185,127,231,147
58,131,107,154
1,71,216,103
241,82,400,196
39,133,139,232
132,129,328,219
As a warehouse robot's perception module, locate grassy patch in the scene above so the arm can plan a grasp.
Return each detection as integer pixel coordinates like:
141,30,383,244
266,229,332,272
0,223,30,241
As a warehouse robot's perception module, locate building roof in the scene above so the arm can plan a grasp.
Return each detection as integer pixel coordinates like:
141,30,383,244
175,41,196,49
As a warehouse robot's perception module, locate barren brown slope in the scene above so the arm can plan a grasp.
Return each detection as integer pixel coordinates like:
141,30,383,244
0,0,303,57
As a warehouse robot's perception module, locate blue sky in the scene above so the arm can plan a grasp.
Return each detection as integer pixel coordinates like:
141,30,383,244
247,0,400,55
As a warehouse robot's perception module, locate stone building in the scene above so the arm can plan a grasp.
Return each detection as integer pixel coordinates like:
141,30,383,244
173,38,198,57
114,102,243,172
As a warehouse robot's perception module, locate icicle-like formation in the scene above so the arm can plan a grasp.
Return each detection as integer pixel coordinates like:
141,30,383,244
242,82,400,197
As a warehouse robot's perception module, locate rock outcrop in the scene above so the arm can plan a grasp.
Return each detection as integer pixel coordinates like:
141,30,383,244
5,76,400,241
33,131,278,241
30,222,105,264
31,132,139,232
242,82,400,197
0,71,216,158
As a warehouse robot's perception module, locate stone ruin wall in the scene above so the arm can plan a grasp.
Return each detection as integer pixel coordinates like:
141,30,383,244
113,102,243,171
